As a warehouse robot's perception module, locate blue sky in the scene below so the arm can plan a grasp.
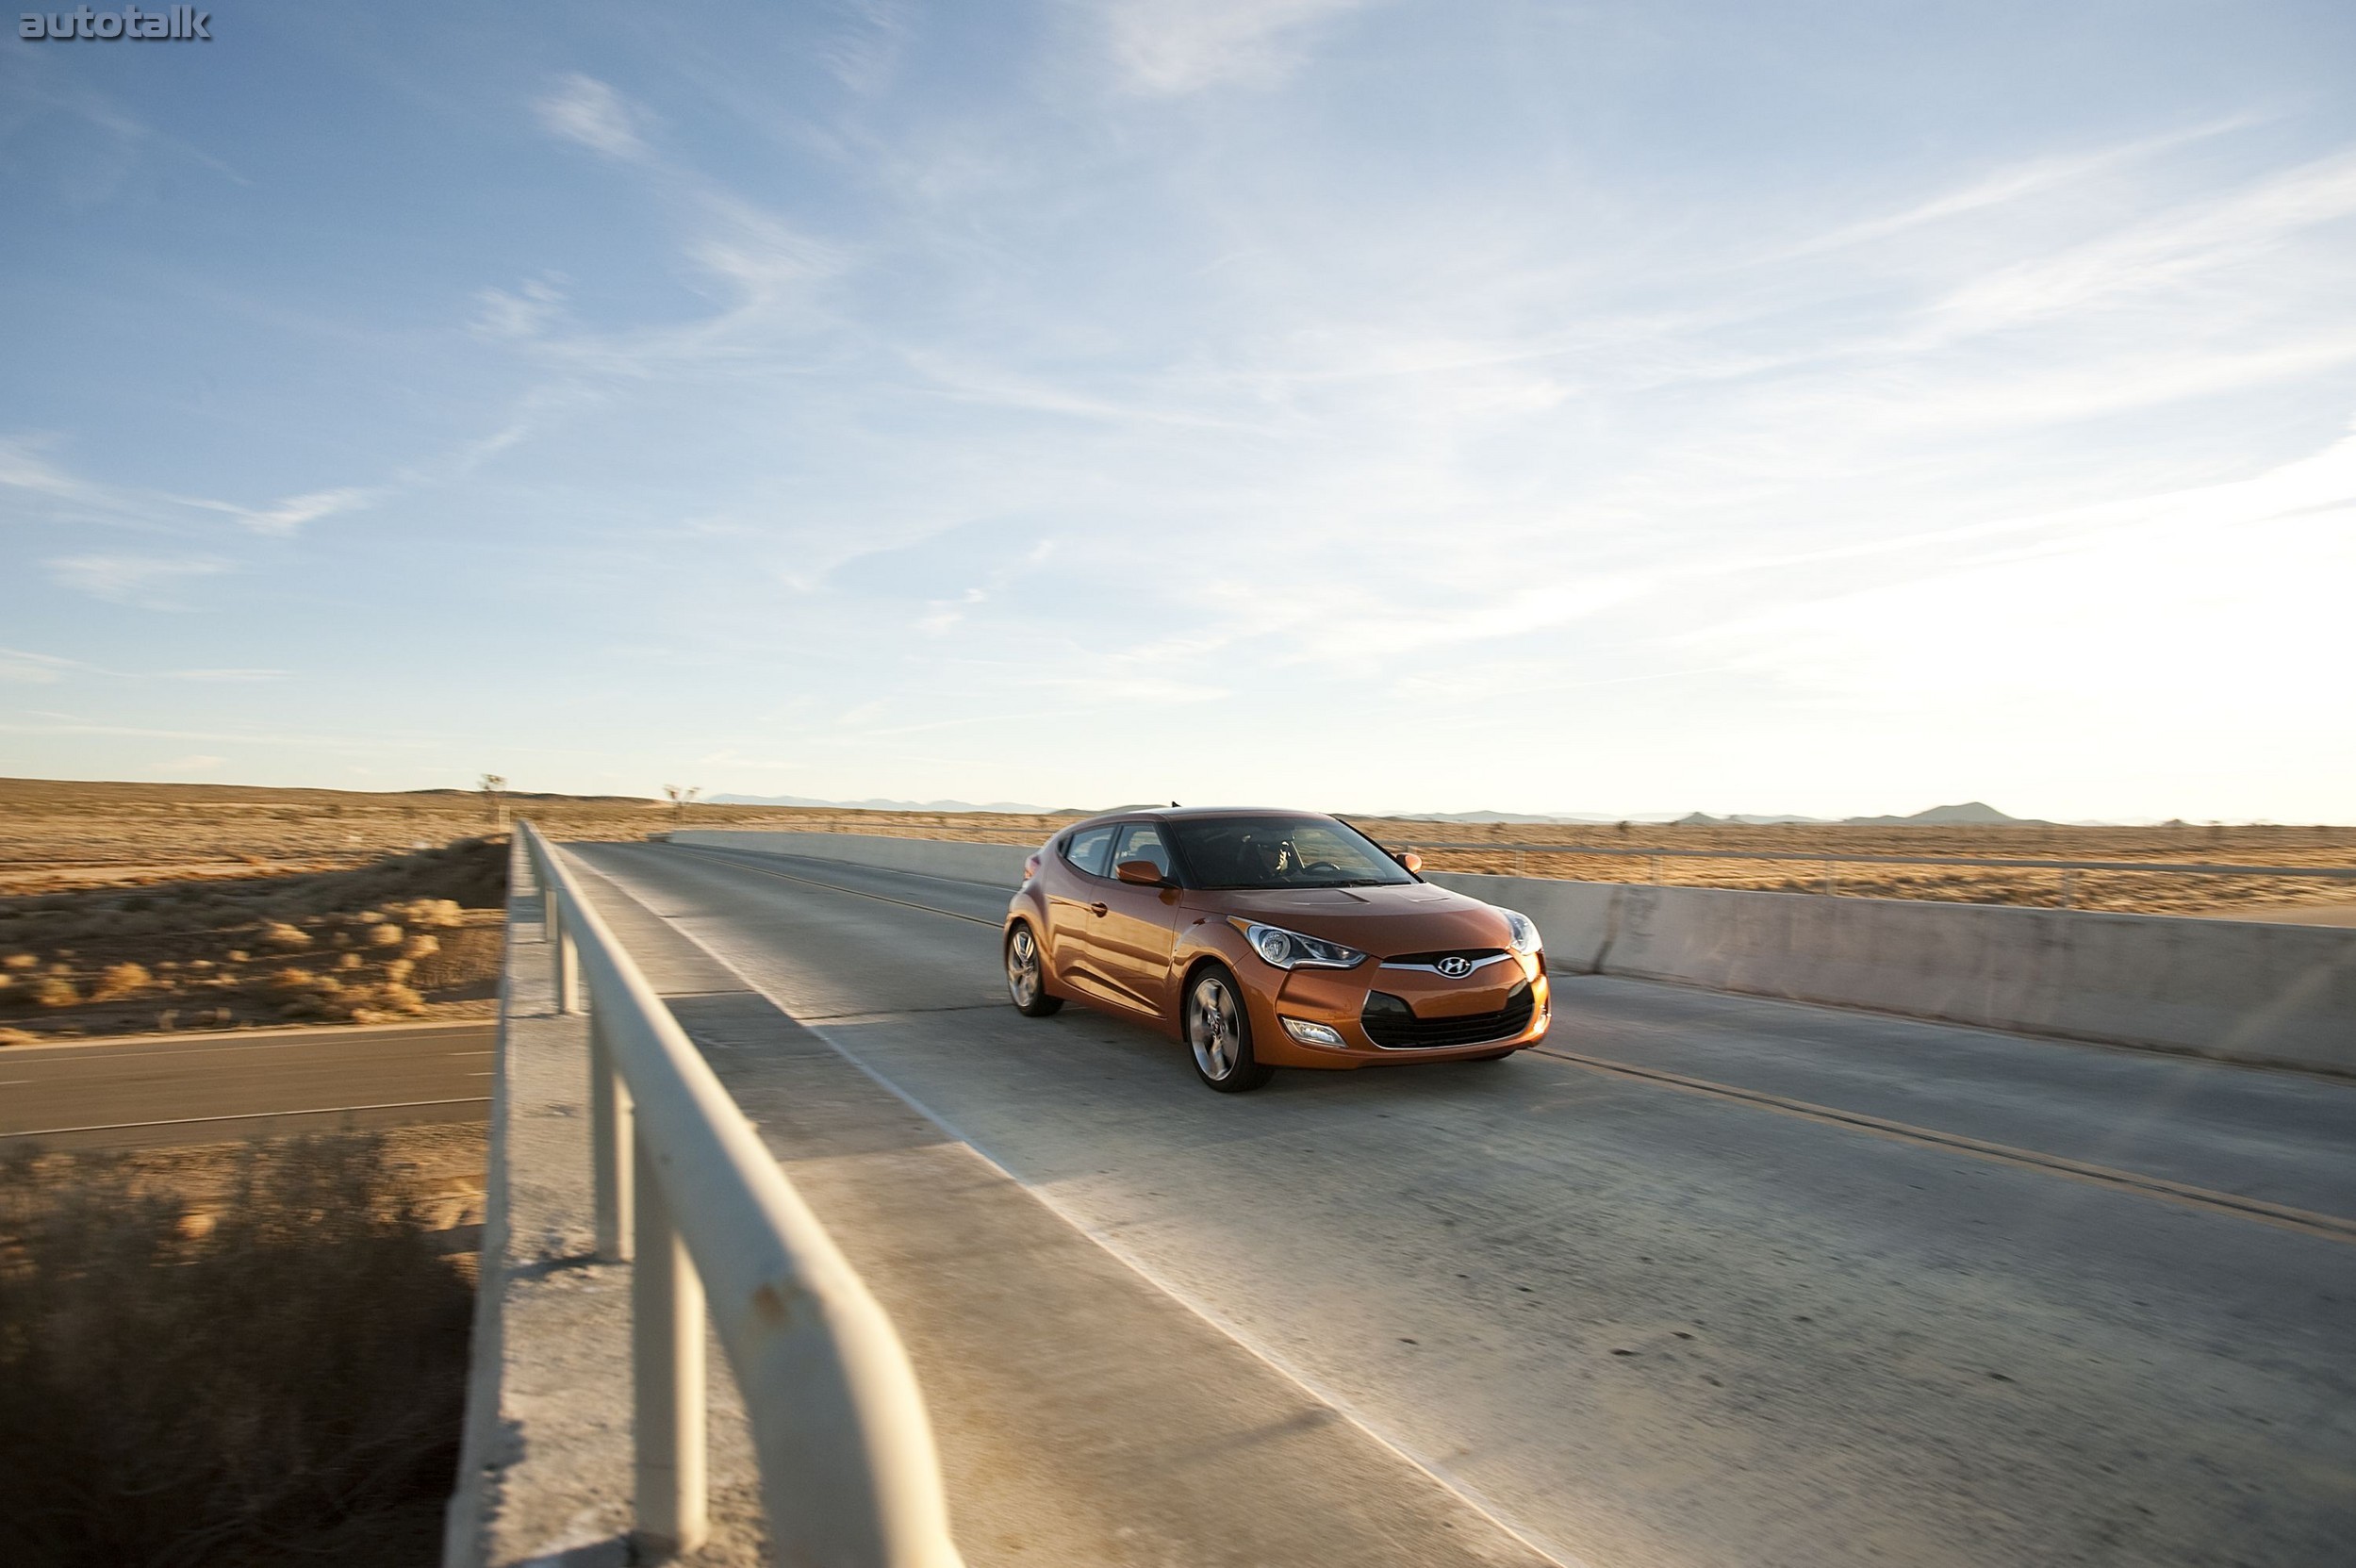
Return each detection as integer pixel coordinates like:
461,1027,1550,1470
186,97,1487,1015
4,1,2353,820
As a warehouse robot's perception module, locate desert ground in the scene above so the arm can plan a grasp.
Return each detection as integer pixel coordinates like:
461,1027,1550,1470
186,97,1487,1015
3,777,2350,1045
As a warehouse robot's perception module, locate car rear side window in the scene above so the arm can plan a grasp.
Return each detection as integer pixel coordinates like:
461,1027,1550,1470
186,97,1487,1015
1063,825,1116,878
1112,823,1173,879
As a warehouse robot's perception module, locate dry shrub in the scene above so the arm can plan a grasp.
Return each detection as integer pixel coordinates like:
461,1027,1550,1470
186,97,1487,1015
367,923,404,949
402,933,439,961
34,977,78,1008
0,1028,36,1047
336,951,364,971
91,963,151,1002
390,898,465,930
384,959,415,984
259,922,311,951
0,974,10,992
0,1136,474,1567
2,953,36,970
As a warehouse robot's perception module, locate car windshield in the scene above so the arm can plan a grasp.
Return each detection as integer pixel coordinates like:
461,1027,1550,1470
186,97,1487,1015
1167,817,1416,889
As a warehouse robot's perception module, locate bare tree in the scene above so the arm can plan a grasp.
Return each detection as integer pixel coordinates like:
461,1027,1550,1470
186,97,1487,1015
479,774,507,827
663,784,701,827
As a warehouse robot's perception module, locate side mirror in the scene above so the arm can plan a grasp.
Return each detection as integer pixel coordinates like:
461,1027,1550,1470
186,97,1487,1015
1394,851,1423,872
1115,859,1167,886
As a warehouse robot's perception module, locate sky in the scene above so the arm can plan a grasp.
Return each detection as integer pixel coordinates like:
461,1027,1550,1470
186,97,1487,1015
4,1,2353,822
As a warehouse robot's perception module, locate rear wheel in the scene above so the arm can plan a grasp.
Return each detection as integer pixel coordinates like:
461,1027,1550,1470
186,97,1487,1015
1005,923,1062,1016
1185,965,1273,1092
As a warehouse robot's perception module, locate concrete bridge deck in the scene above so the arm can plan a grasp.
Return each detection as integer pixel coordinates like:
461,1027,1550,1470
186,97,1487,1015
462,839,2356,1568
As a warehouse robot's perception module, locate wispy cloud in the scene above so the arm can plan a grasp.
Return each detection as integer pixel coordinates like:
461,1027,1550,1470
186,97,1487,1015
46,553,229,608
470,276,569,340
0,645,287,683
189,485,382,537
0,647,74,684
1098,0,1370,95
1,436,377,537
535,73,652,161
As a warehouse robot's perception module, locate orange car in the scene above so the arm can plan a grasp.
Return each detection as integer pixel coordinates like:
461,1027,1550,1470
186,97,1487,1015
1002,807,1550,1091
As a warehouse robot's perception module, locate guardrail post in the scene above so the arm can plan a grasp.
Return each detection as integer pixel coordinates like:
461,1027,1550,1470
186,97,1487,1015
546,890,581,1015
1823,857,1836,897
633,1134,709,1558
557,927,582,1018
591,1010,634,1263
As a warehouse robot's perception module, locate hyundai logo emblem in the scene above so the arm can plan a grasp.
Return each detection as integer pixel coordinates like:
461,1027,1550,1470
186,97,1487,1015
1436,955,1474,978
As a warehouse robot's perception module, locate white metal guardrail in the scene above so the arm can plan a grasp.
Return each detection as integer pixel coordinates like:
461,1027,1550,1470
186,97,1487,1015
521,821,962,1566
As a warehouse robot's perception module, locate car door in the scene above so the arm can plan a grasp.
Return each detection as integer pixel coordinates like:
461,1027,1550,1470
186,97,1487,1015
1094,822,1183,1016
1044,823,1120,1000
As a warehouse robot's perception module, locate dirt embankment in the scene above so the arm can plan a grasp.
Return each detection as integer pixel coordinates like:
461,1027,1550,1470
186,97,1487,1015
1341,817,2356,916
0,1131,478,1568
0,838,516,1044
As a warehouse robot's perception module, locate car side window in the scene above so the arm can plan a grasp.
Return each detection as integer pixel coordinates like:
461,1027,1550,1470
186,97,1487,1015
1063,825,1115,878
1112,823,1172,880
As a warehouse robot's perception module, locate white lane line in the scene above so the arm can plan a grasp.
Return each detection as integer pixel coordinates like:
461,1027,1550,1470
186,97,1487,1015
1536,1046,2356,1246
1,1098,491,1138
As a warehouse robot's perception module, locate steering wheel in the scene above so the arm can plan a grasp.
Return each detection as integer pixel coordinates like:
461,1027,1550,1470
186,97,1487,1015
1303,861,1342,875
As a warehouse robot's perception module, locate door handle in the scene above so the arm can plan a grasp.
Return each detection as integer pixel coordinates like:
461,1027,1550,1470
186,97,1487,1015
1089,902,1109,916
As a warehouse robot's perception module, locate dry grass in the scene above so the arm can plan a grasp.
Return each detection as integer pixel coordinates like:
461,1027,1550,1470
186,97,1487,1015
1342,817,2356,916
0,1131,478,1568
0,838,512,1043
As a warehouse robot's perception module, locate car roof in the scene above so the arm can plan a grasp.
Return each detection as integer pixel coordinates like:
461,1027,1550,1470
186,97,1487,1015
1061,805,1340,831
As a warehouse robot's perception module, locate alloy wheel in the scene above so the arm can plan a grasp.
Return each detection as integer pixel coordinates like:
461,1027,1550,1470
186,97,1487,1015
1189,974,1240,1081
1006,927,1041,1007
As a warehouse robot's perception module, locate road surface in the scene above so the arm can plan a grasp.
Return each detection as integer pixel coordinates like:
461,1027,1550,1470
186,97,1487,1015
0,1020,495,1151
570,840,2356,1568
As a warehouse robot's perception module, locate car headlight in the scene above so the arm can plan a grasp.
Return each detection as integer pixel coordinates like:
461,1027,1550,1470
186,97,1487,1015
1229,919,1366,970
1498,907,1542,955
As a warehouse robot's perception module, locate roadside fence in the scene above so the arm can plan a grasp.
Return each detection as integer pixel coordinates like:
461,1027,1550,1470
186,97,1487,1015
519,820,961,1567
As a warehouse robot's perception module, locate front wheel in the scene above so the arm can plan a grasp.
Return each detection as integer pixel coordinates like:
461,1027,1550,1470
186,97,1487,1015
1185,965,1273,1092
1005,923,1062,1016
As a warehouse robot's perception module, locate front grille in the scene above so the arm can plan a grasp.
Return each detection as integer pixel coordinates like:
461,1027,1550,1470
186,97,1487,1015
1360,982,1534,1049
1381,947,1508,968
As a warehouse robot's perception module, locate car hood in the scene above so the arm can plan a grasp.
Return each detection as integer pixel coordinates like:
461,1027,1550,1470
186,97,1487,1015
1200,882,1510,956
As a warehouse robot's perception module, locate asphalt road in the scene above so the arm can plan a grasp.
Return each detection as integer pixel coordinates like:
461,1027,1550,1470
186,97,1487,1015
0,1020,495,1151
573,840,2356,1568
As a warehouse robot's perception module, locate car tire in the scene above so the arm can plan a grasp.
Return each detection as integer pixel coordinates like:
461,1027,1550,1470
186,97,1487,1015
1184,964,1273,1093
1005,922,1063,1016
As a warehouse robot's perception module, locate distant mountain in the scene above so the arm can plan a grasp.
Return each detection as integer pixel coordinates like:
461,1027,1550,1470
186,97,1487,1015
1674,802,2040,827
1842,801,2036,826
708,792,1064,816
1674,811,1827,826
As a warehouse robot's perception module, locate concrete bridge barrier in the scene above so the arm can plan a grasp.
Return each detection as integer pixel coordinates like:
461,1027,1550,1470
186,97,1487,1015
1423,873,2356,1077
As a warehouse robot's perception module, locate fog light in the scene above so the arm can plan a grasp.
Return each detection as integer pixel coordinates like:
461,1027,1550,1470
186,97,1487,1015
1280,1016,1345,1047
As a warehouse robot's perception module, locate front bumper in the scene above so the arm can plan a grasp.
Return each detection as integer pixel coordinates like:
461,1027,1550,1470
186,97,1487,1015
1242,951,1551,1067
